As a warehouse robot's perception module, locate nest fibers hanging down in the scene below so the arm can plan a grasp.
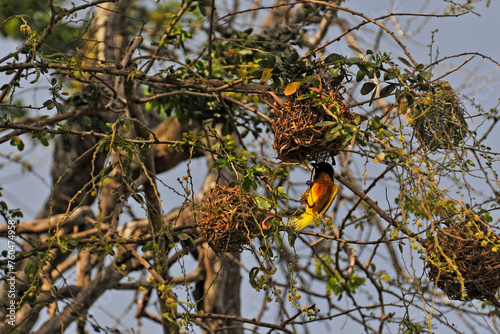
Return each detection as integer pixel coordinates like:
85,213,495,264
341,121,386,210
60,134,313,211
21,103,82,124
424,219,500,301
198,184,267,254
268,87,354,164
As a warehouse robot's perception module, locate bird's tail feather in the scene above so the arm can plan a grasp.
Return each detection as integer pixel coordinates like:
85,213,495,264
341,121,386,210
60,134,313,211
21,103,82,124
290,212,315,230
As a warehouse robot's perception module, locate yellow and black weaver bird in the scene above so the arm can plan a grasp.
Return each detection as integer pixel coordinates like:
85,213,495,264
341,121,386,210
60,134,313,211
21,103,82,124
290,162,338,230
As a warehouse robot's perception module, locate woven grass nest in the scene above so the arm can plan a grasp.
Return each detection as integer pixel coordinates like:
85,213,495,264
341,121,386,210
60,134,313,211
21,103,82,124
198,184,267,254
269,87,353,163
410,81,468,151
424,219,500,301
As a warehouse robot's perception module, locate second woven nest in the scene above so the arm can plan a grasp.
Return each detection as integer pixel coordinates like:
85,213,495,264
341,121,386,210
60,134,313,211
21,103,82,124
424,219,500,301
198,185,267,254
270,87,353,163
410,81,468,151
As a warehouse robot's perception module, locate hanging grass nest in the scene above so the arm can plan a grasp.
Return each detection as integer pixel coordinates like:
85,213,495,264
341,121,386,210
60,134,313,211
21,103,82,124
198,184,267,254
424,219,500,301
410,81,468,151
269,87,354,163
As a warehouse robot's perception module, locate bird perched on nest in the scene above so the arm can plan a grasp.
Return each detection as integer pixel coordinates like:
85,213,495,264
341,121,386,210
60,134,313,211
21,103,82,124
290,162,338,230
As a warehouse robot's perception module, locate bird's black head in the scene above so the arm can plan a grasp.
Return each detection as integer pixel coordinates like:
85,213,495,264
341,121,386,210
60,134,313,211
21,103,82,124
312,162,334,179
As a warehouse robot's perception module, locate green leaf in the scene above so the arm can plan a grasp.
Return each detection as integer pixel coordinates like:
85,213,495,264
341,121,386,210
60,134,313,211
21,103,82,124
141,242,155,252
277,186,290,199
353,114,368,126
60,239,69,253
288,51,299,63
360,82,377,95
347,57,362,64
418,71,433,79
254,197,272,211
287,227,297,247
274,168,288,178
384,70,398,80
40,136,49,147
249,266,262,289
258,58,275,69
179,234,195,249
324,53,342,64
237,148,255,158
55,102,66,114
68,237,80,246
379,84,396,98
24,260,36,275
398,57,412,68
81,116,92,128
369,86,377,106
380,273,391,282
10,137,24,151
356,69,365,82
249,70,262,77
212,158,227,168
43,99,55,110
260,245,274,258
348,45,363,55
326,130,341,141
315,121,336,127
252,164,267,173
30,66,41,84
329,124,342,134
253,95,259,105
198,2,207,16
177,233,189,241
358,64,370,77
162,314,180,334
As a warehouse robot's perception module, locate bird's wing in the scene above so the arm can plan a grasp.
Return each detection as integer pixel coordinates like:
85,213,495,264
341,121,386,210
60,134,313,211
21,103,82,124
319,184,338,216
305,178,334,216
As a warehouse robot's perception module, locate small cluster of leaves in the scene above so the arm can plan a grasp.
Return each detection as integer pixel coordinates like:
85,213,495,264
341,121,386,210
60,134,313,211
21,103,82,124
31,130,52,147
210,28,272,73
340,47,434,106
0,187,24,221
317,106,368,148
209,130,289,197
314,254,366,299
67,84,110,110
0,1,81,53
397,184,452,224
146,87,236,133
252,45,435,109
249,227,300,294
400,316,430,334
255,51,346,92
0,100,28,119
55,234,82,254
